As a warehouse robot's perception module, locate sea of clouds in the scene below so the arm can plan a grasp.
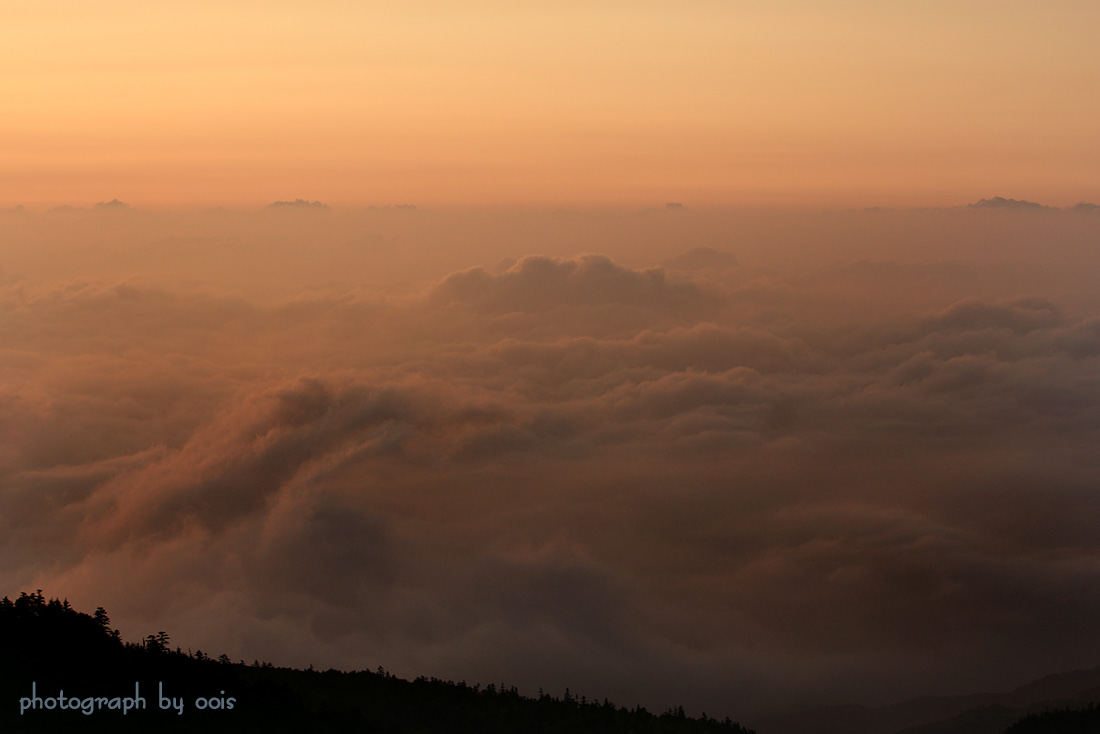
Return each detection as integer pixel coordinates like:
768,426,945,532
2,205,1099,719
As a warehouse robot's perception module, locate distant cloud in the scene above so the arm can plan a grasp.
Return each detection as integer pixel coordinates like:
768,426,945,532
928,296,1063,335
426,254,720,326
968,196,1048,210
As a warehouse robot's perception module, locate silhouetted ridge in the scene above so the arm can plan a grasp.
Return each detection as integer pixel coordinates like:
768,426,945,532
1,592,754,733
92,198,133,211
967,197,1048,210
265,198,329,210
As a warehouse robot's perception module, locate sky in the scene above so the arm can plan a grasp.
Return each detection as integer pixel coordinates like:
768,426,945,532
3,1,1099,208
3,1,1100,728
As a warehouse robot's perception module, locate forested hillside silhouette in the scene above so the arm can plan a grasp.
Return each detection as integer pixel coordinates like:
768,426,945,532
1,591,755,733
1004,704,1100,734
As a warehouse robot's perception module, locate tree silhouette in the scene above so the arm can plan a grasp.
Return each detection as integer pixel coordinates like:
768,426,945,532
1,590,758,734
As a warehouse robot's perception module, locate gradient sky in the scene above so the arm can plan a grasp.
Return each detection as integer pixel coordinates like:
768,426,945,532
3,0,1099,207
4,2,1100,729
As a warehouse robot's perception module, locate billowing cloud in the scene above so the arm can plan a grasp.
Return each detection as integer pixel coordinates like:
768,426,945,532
3,209,1100,722
428,254,717,315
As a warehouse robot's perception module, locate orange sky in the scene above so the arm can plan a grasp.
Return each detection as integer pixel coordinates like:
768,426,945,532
3,1,1099,208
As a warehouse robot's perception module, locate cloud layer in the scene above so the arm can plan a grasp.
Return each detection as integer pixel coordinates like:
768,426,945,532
3,210,1100,720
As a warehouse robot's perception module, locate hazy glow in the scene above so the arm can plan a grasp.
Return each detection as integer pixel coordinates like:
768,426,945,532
3,1,1098,206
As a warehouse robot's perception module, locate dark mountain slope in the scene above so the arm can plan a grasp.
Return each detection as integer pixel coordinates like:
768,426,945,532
1,591,753,734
